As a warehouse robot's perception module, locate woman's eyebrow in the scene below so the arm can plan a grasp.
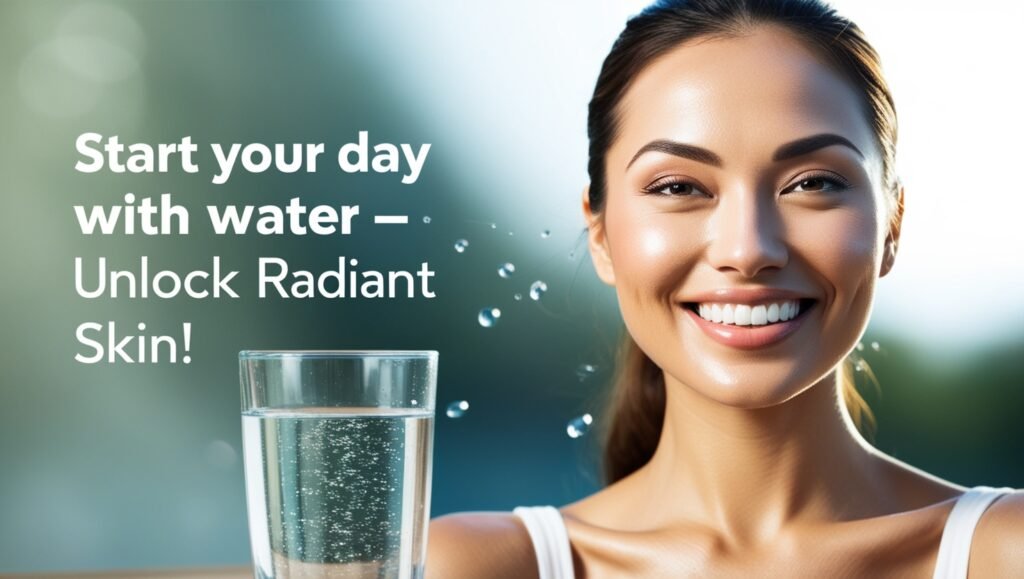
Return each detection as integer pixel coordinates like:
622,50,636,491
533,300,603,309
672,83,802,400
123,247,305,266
627,140,722,169
772,133,864,162
626,133,864,170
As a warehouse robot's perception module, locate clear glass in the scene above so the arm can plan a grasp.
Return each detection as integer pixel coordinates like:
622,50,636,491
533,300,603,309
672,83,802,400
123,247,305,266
239,350,438,579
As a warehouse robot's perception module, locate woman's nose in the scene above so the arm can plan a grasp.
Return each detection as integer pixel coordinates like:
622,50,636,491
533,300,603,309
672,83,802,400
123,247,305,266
706,191,788,278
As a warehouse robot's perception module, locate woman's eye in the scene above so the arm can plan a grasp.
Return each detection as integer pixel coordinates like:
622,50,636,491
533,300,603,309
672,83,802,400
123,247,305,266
644,180,706,197
788,174,848,193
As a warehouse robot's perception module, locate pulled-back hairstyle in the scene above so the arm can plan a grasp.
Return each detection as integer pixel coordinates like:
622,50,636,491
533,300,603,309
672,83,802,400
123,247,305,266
588,0,900,485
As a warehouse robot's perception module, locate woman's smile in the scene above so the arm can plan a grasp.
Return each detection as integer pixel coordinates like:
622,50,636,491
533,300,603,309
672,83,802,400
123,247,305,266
677,287,819,350
682,297,816,350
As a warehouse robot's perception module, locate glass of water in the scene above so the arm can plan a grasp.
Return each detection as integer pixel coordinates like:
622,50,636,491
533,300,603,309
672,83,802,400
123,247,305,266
239,350,438,579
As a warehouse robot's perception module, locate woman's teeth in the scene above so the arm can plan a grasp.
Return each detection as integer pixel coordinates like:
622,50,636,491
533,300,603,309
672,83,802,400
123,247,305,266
695,300,802,326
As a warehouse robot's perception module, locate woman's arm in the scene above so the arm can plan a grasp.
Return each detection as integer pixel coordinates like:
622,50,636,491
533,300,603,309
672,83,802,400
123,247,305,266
425,512,540,579
970,489,1024,577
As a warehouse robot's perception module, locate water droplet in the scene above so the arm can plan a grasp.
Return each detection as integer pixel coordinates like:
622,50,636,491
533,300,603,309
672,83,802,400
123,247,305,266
856,342,865,351
529,280,547,301
498,262,516,278
454,239,469,253
576,363,597,381
508,231,514,236
490,223,497,230
204,440,237,470
566,413,593,439
446,400,469,418
422,216,431,224
411,399,418,406
870,341,880,352
478,307,501,327
513,293,523,301
541,229,551,238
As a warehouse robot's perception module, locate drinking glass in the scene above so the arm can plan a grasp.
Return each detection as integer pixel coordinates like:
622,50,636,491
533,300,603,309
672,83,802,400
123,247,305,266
239,351,438,579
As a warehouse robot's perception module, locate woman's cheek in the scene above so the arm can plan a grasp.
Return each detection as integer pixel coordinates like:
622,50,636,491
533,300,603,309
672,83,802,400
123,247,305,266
791,207,880,336
641,227,669,259
612,213,701,296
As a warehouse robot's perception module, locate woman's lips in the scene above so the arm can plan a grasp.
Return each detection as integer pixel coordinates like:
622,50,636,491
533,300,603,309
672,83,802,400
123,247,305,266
682,299,815,350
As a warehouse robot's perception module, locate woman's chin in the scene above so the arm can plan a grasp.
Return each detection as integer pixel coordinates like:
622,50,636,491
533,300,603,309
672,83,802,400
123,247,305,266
668,367,828,410
702,386,808,410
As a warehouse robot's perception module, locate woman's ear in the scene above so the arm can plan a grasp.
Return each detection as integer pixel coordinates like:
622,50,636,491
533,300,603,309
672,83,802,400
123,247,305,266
583,185,616,285
880,182,904,278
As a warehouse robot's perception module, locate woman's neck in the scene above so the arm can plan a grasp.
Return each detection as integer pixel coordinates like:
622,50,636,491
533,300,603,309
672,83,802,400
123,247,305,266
632,369,890,546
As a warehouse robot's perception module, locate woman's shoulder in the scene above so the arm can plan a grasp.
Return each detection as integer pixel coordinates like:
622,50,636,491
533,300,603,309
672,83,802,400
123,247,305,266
425,511,539,579
968,487,1024,577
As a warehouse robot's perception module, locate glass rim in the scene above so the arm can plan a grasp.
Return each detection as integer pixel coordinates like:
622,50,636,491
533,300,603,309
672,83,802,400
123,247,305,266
239,350,438,360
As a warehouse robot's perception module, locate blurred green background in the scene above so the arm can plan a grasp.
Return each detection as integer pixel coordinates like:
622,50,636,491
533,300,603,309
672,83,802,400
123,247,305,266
0,0,1020,573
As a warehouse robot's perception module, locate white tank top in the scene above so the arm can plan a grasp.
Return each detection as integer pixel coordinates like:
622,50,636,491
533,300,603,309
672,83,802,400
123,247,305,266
513,485,1014,579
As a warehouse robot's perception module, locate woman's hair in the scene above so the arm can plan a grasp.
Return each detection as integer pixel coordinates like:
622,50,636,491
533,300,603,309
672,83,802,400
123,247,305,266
588,0,900,485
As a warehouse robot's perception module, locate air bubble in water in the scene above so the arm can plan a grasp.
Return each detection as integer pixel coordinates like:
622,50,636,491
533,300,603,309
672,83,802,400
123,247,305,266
856,342,865,351
478,307,501,327
541,229,551,238
454,239,469,253
576,363,597,381
423,216,431,224
508,231,514,236
567,413,593,439
870,341,881,352
513,293,523,301
490,223,497,230
446,400,469,418
529,280,547,300
498,263,516,278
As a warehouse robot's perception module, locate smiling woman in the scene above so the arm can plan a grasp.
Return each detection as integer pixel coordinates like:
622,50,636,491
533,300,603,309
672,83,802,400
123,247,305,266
426,1,1023,578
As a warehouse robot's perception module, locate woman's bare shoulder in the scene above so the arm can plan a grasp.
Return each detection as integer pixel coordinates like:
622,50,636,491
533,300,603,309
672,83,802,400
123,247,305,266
425,511,539,579
966,488,1024,577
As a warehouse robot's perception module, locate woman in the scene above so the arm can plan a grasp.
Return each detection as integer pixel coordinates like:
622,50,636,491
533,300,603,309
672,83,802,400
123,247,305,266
427,1,1023,577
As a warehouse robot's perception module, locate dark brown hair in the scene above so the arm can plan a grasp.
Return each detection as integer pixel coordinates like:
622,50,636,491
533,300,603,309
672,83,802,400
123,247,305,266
587,0,900,485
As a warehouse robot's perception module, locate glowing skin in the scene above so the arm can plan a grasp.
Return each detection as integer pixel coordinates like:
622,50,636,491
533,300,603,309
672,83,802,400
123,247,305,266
427,26,1024,579
586,33,892,409
567,26,959,575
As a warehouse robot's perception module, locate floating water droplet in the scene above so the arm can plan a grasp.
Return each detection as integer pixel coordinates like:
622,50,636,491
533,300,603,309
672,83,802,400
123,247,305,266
498,262,516,278
870,341,880,352
513,293,523,301
422,216,431,224
541,229,551,238
529,280,547,300
856,342,865,351
576,363,597,381
446,400,469,418
490,223,497,230
411,399,418,406
478,307,501,327
567,413,593,439
204,440,237,470
454,239,469,253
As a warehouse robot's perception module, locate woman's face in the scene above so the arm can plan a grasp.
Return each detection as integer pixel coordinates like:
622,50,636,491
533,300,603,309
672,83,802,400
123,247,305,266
585,26,901,408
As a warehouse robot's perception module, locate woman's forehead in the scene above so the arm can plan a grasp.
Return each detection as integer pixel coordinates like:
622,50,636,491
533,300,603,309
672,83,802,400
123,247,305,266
611,26,879,172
